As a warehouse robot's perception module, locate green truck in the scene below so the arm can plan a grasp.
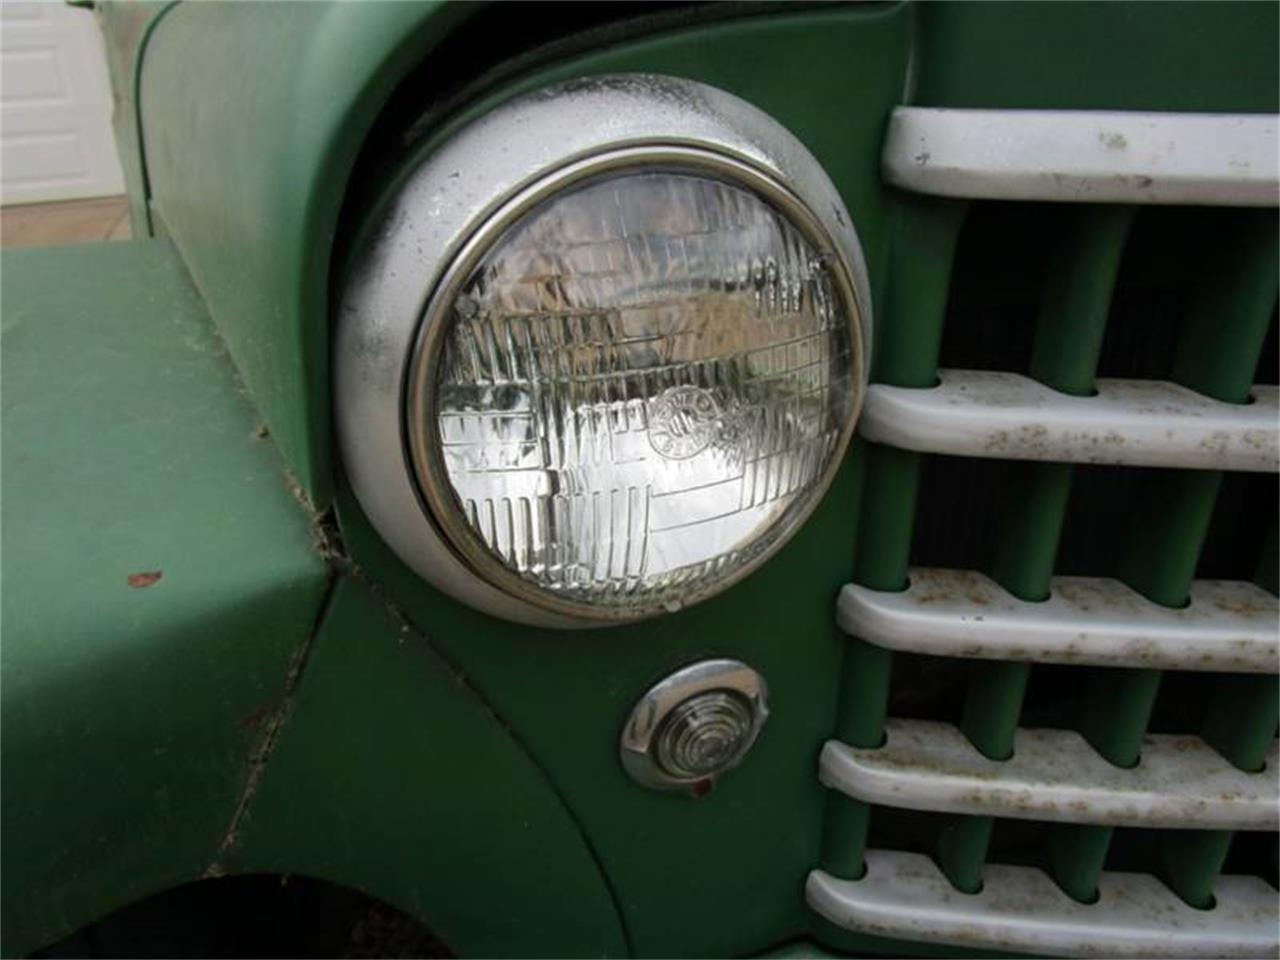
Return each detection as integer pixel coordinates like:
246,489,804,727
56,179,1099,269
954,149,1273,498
3,2,1277,956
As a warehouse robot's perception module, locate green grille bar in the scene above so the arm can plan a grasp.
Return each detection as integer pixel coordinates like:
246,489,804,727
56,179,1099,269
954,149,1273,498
1157,213,1277,910
938,206,1136,895
1059,463,1199,900
1182,209,1274,783
1060,213,1278,909
1208,519,1280,773
821,195,967,879
867,196,972,389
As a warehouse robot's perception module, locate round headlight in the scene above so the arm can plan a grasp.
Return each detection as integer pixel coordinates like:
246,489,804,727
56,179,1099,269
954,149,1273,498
413,159,856,618
337,75,871,627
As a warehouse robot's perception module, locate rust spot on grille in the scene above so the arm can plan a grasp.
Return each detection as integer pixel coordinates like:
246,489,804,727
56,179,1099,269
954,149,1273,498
127,570,163,588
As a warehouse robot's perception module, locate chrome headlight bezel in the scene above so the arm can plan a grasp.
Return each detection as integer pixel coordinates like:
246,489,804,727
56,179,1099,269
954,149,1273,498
336,74,872,628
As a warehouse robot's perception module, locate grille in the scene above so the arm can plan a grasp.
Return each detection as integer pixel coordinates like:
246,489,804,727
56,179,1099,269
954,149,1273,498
809,111,1279,957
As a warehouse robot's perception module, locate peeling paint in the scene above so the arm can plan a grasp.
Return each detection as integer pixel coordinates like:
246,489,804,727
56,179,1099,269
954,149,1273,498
126,570,163,588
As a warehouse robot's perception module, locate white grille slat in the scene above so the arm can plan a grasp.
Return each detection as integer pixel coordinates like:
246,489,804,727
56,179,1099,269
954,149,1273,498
838,567,1279,672
820,720,1279,831
883,108,1280,207
859,371,1279,472
807,852,1279,958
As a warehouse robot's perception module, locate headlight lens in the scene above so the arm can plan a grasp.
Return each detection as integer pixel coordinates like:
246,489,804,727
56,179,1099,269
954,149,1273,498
408,164,858,619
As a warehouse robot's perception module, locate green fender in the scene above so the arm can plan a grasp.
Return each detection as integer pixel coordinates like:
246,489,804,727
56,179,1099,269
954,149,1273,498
0,239,625,957
224,576,628,957
0,239,329,956
125,0,475,506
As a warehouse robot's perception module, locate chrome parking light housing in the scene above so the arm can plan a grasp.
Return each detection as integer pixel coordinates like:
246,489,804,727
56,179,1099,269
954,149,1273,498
620,658,770,793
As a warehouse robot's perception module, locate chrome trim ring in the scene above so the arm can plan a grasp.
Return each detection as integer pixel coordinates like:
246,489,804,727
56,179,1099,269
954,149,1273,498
336,74,872,627
619,658,769,793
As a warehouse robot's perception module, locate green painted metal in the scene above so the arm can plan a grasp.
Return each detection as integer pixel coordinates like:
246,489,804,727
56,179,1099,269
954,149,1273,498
1203,519,1280,772
939,656,1024,891
1026,207,1142,404
868,197,971,389
942,206,1137,897
913,1,1279,113
934,814,996,897
1054,210,1278,910
1065,214,1277,908
824,197,970,883
1202,519,1280,774
1155,215,1279,910
1187,217,1280,783
1167,595,1280,907
826,200,972,887
328,10,914,955
7,2,1274,956
1201,676,1278,774
820,792,874,882
988,466,1074,608
1171,213,1279,405
1256,518,1279,597
1023,207,1138,905
225,577,629,958
128,0,476,506
1161,830,1236,913
0,240,331,957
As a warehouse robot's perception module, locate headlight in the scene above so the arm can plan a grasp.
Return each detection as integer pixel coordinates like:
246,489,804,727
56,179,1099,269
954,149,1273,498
337,75,871,627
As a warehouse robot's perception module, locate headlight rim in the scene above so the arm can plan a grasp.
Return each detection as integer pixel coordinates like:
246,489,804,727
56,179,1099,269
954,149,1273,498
335,72,873,628
404,144,868,622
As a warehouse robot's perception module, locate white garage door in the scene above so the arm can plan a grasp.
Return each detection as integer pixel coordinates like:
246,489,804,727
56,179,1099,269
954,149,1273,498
1,1,125,205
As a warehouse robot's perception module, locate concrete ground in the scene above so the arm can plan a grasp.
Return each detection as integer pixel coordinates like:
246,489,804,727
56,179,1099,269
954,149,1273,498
1,196,132,248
